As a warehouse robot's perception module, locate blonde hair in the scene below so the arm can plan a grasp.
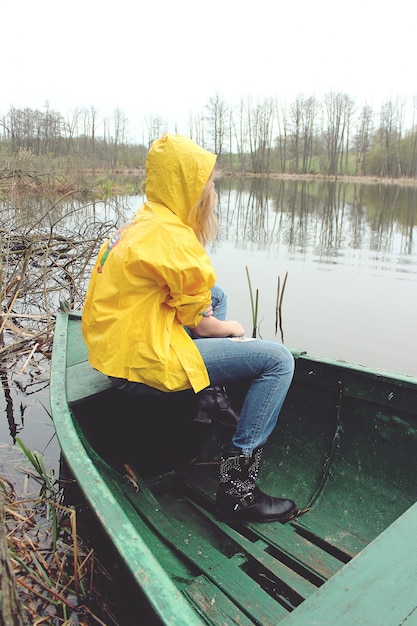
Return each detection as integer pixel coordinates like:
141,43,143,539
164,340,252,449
188,168,221,246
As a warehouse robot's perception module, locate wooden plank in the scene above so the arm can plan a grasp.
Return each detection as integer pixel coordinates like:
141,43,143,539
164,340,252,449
295,353,417,387
402,609,417,625
292,513,363,559
65,314,113,404
66,360,112,405
118,474,290,625
183,575,256,625
281,501,417,625
66,312,87,367
246,522,344,583
187,499,318,603
343,371,417,414
180,465,345,584
292,358,342,393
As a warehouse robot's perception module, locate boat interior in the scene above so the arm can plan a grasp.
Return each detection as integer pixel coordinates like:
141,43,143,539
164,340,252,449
64,314,417,624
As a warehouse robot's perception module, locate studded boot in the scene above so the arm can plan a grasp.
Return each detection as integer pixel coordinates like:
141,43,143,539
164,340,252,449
194,386,240,429
215,445,297,522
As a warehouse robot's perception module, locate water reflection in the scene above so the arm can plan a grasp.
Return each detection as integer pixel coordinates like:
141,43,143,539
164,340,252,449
1,370,20,440
216,178,416,274
210,178,417,382
2,194,136,232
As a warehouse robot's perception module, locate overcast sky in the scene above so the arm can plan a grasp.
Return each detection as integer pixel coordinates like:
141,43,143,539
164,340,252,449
3,0,415,141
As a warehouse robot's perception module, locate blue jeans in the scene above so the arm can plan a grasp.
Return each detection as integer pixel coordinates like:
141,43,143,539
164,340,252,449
209,284,228,321
109,286,294,456
194,287,294,455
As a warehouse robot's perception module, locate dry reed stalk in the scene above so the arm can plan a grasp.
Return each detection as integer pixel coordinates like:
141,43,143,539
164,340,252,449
14,574,77,609
53,550,66,589
0,288,20,336
5,507,33,525
5,313,51,320
3,487,97,622
3,275,22,297
70,506,79,592
18,342,39,374
4,318,39,337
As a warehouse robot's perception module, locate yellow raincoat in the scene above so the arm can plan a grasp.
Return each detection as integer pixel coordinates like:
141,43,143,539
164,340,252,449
82,134,217,393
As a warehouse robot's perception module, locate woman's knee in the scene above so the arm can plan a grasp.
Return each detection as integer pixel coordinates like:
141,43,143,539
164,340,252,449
265,342,295,376
211,284,224,300
211,285,227,320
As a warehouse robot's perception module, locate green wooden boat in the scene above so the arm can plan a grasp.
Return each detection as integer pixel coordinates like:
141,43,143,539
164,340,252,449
50,311,417,625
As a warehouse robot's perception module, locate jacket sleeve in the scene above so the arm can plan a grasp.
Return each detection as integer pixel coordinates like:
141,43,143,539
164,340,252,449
163,242,216,328
125,220,216,329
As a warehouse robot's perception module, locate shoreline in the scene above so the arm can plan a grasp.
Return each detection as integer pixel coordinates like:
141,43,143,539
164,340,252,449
2,168,417,200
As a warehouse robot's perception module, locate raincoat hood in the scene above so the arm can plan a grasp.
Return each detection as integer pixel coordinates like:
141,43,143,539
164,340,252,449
145,134,217,222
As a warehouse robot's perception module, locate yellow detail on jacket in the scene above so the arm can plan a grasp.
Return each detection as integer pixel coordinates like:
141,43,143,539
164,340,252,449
82,134,217,393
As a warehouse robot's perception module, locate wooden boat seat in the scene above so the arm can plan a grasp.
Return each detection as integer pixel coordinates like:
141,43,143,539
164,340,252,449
67,360,113,405
65,311,113,405
282,499,417,624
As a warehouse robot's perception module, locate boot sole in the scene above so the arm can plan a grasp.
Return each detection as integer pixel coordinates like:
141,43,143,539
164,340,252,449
215,504,298,524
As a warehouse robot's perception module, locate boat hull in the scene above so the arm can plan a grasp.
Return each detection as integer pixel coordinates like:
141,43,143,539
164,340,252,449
50,311,417,624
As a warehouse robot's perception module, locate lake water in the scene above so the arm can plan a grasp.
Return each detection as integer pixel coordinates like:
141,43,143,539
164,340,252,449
1,177,416,477
211,178,417,379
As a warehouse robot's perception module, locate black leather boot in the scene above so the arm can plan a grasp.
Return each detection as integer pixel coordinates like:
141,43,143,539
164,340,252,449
215,445,297,522
194,387,240,429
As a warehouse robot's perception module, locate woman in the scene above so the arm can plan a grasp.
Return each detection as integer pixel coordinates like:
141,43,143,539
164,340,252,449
82,134,297,523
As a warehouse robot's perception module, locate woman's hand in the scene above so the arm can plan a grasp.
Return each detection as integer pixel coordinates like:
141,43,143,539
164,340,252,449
190,316,245,338
226,320,245,337
201,305,213,317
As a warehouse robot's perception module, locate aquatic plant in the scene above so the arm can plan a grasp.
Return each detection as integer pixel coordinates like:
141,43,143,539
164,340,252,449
1,442,101,624
275,271,288,343
245,266,259,338
246,265,288,342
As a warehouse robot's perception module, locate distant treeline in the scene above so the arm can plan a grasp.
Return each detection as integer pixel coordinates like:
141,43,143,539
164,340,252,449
1,92,417,178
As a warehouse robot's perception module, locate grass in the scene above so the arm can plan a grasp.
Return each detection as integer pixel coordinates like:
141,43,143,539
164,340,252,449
1,439,102,624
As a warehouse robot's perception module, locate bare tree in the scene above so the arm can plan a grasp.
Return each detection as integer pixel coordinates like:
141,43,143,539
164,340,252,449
405,96,417,177
232,98,250,172
145,115,167,148
302,96,318,173
205,93,228,157
275,100,288,173
90,106,97,157
289,97,302,173
4,105,64,155
78,106,98,157
377,98,404,177
247,97,275,173
354,104,374,176
323,91,354,176
188,112,205,147
289,95,317,173
65,108,81,153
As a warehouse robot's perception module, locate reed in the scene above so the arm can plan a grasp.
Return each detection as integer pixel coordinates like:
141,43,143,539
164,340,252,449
275,271,288,343
1,441,101,624
245,266,259,338
246,266,288,341
16,438,59,549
